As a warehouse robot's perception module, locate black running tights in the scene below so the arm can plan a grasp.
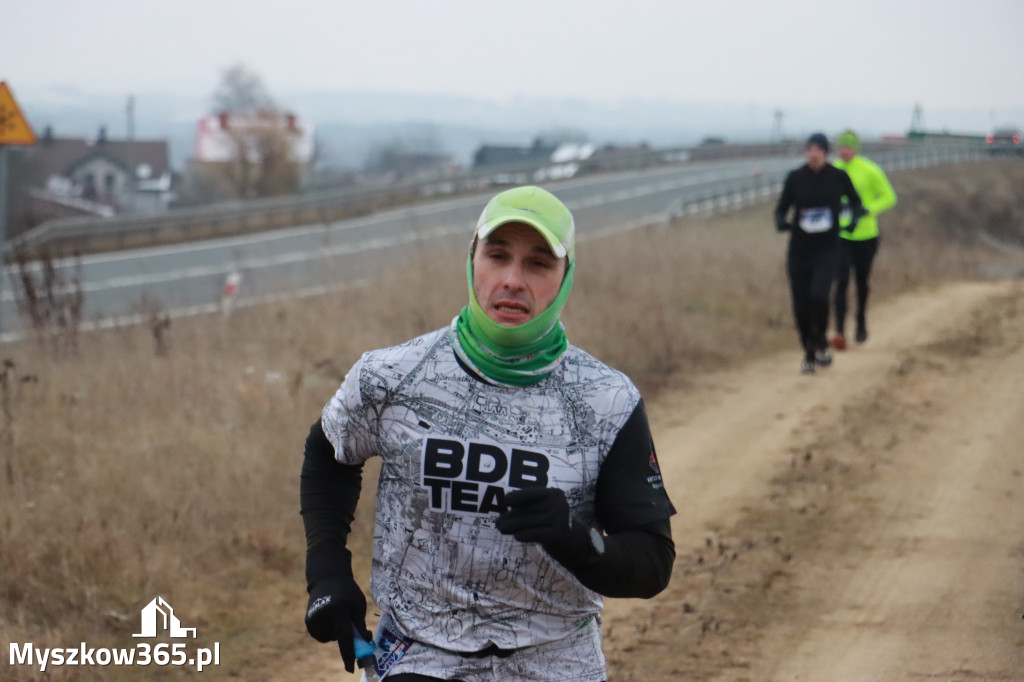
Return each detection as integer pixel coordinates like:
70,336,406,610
788,247,837,357
833,237,879,334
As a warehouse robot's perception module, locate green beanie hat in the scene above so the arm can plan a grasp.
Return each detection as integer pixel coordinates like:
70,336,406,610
837,129,860,150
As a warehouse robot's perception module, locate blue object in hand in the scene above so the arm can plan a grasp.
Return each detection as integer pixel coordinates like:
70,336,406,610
352,626,379,682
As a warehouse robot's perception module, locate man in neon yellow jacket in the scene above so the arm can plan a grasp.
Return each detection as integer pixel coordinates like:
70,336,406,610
831,129,897,347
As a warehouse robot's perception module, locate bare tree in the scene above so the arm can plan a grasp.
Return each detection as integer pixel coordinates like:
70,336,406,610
207,65,303,198
249,124,302,197
213,64,275,115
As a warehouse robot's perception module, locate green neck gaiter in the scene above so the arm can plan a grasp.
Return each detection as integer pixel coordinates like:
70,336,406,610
451,251,574,387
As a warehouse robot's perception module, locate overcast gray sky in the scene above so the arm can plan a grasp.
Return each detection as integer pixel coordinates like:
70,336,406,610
4,0,1023,114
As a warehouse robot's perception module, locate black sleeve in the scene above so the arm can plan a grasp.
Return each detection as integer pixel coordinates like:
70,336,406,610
594,399,676,532
571,519,675,598
300,418,365,588
565,399,676,598
841,168,864,213
774,171,794,229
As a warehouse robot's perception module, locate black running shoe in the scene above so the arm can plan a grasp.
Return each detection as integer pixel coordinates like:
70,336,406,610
815,348,833,367
800,358,816,374
855,326,868,343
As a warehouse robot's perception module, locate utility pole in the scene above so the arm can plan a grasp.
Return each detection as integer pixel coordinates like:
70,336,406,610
771,110,785,143
910,103,924,133
0,144,10,339
126,94,136,211
0,145,8,243
126,94,135,141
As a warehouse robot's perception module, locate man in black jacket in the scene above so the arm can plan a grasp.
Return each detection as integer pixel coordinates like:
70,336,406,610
774,133,863,374
301,186,676,681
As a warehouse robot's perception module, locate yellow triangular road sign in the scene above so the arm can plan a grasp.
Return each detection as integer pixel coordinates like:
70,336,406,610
0,82,37,146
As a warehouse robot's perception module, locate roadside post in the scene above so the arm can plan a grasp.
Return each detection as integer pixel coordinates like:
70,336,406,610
0,81,38,336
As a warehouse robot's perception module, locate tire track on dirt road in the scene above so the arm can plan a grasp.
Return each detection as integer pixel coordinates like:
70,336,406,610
603,278,1024,681
743,283,1024,681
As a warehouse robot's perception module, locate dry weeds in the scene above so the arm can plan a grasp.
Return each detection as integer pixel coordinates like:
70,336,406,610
1,160,1022,680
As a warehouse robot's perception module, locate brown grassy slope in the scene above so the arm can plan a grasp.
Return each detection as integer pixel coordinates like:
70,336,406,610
0,160,1022,680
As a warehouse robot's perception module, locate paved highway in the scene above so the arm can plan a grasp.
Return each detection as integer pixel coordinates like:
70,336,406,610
0,147,980,339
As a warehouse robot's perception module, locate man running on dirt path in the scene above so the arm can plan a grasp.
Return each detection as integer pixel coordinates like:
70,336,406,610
775,132,864,374
300,185,676,681
831,129,898,348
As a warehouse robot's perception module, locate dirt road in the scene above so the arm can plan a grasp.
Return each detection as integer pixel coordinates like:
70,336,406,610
606,278,1024,681
283,278,1024,681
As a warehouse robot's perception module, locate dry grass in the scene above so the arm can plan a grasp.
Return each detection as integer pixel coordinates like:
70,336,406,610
1,160,1022,680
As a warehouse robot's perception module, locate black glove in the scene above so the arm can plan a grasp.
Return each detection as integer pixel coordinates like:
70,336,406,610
842,205,868,232
852,205,869,227
495,487,597,570
775,215,793,232
304,558,372,672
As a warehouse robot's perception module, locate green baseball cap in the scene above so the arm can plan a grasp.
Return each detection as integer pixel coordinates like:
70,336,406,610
837,129,860,150
475,186,575,262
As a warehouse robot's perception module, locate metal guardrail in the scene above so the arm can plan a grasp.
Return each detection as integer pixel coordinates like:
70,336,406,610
663,143,986,220
6,144,695,256
6,138,988,260
0,142,990,342
10,139,977,258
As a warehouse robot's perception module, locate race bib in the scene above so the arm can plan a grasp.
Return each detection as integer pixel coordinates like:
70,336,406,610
368,612,412,679
798,207,833,233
